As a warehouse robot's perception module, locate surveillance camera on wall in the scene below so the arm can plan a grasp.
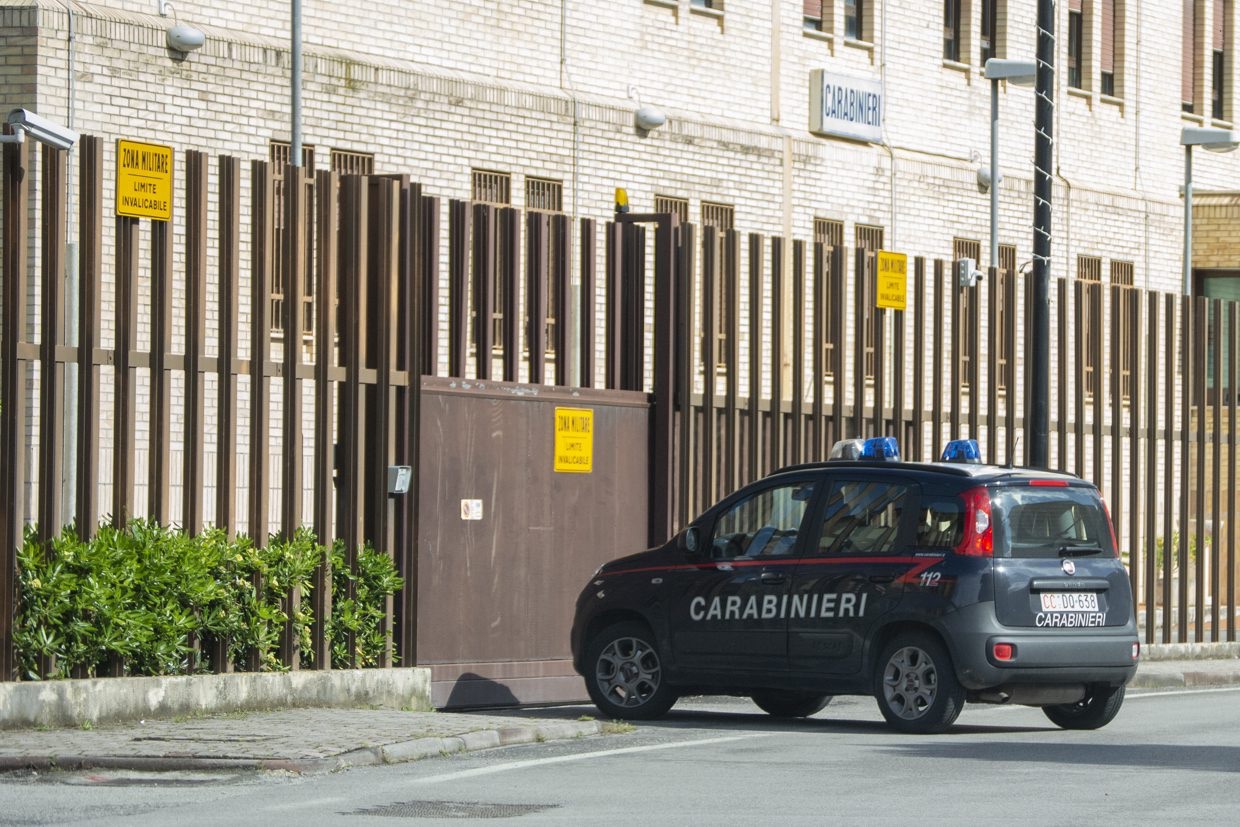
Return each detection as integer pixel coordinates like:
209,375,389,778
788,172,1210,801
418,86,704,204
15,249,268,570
4,108,79,151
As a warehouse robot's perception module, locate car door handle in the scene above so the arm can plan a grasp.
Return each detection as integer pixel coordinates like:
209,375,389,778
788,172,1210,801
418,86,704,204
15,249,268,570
869,574,895,584
759,572,787,585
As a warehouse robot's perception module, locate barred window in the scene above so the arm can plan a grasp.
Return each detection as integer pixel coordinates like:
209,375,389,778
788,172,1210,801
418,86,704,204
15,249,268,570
1111,259,1135,402
330,149,373,176
814,217,844,248
270,140,315,337
953,238,982,390
856,224,884,379
1079,255,1103,400
526,177,563,213
471,169,511,205
654,194,689,223
702,201,735,231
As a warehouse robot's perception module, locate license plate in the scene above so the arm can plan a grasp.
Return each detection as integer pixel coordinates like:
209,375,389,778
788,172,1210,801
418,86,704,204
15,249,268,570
1040,592,1099,612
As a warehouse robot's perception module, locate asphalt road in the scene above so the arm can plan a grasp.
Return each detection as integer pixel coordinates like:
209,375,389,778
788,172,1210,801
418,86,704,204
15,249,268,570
2,686,1238,825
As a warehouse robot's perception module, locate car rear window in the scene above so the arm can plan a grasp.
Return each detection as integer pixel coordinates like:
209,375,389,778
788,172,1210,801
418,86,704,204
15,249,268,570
991,485,1114,559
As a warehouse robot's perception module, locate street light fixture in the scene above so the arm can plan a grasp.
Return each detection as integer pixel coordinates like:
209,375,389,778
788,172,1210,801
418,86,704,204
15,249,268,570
983,59,1037,274
1180,126,1240,295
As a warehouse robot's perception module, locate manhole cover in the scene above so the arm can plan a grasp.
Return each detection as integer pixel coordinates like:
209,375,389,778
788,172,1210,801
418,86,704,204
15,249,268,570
347,800,558,819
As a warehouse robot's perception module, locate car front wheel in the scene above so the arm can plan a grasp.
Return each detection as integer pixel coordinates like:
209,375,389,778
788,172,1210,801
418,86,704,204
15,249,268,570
874,633,966,734
584,621,677,720
1042,684,1125,730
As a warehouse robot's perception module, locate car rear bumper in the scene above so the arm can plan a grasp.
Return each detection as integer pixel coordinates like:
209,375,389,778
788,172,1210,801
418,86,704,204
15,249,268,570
944,603,1139,690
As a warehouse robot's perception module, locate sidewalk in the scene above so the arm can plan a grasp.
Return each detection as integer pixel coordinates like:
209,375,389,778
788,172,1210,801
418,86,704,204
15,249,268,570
1,654,1237,776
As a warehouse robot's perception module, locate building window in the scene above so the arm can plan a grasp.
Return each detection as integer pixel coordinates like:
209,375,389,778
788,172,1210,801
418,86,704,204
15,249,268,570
803,0,827,32
981,0,998,65
526,177,563,213
654,194,689,223
953,238,982,390
1068,1,1084,89
1213,0,1230,120
270,140,315,337
1101,0,1120,96
845,0,866,41
330,149,373,176
690,0,719,8
1111,260,1135,402
944,0,963,62
471,169,511,205
702,201,735,231
1078,255,1103,399
856,224,884,379
1185,0,1200,113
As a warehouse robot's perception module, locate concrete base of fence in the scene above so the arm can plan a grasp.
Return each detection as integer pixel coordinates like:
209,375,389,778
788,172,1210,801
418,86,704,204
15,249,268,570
0,668,433,730
1143,642,1240,661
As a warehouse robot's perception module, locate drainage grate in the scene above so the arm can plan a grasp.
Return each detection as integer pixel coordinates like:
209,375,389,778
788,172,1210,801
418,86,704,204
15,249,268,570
346,800,558,819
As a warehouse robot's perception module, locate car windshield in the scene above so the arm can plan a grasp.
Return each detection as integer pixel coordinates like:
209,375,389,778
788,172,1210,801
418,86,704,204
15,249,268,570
991,485,1114,559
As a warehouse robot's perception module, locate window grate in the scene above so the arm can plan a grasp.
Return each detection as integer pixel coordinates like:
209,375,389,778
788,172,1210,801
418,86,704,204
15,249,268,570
654,195,689,223
472,169,512,205
526,177,563,213
701,201,735,231
330,149,373,176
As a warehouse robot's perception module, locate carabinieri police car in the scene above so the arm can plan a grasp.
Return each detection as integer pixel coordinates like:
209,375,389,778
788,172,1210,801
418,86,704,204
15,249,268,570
570,437,1140,734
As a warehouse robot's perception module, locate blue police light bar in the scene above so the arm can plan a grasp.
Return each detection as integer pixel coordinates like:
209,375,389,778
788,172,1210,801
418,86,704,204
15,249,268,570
941,438,983,464
860,436,900,461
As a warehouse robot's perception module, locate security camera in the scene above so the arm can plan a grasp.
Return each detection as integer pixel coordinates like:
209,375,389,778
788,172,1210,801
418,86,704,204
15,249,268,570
4,109,79,151
955,257,983,288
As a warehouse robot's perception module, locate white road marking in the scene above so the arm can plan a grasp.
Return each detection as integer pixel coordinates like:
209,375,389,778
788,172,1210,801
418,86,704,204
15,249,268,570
409,734,768,785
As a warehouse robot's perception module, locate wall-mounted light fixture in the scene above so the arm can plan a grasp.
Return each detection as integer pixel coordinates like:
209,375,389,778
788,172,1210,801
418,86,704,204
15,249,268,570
628,85,666,134
158,1,205,53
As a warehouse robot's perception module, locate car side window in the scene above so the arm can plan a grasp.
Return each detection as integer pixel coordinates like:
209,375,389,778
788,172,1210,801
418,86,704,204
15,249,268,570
817,479,911,554
710,481,817,560
914,495,964,550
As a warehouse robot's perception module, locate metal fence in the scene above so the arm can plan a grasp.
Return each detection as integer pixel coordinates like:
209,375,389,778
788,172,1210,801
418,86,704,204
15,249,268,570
2,139,1237,682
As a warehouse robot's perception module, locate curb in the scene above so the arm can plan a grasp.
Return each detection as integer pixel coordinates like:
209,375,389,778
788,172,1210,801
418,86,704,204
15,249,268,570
0,720,604,776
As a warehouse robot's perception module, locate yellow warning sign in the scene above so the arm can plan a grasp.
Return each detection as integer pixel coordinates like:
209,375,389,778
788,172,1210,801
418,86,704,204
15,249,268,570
116,139,173,221
554,407,594,474
876,250,908,311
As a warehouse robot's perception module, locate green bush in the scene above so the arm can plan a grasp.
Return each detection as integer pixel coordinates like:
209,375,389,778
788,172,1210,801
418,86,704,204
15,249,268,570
325,541,404,669
13,520,399,680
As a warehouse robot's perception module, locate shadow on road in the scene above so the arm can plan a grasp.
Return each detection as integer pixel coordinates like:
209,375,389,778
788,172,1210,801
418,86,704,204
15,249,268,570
879,741,1240,773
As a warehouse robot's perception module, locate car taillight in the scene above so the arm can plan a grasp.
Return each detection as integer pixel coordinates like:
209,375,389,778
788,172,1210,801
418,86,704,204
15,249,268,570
993,642,1015,662
1100,496,1121,558
955,486,993,557
1132,642,1140,661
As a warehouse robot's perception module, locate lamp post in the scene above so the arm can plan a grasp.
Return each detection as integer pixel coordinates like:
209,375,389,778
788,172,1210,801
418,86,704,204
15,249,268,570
982,59,1036,273
1180,126,1239,295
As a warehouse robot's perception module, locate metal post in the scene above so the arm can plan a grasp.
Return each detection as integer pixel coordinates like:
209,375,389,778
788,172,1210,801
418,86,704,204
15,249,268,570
1029,0,1055,469
990,77,999,272
1183,145,1193,295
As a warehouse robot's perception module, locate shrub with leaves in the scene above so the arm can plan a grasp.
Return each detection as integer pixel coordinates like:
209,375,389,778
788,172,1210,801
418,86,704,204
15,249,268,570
326,541,404,669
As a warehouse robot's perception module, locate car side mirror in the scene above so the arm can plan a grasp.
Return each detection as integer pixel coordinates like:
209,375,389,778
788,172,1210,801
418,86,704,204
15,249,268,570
681,526,702,557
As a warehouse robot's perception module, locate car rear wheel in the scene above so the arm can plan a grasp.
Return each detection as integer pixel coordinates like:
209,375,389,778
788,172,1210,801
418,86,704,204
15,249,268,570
1042,684,1125,730
585,621,677,720
751,690,832,719
874,633,966,734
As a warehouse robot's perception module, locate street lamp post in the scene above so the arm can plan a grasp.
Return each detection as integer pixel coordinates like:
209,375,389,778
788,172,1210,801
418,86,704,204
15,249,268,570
1180,126,1239,295
982,59,1037,273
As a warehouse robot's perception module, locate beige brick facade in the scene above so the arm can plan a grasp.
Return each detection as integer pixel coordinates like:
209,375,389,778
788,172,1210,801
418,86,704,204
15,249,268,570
0,0,1236,294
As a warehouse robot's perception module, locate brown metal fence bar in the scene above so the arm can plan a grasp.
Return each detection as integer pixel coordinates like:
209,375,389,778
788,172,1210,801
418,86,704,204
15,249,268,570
987,269,999,461
1144,293,1159,643
113,217,139,526
1163,293,1176,643
747,234,762,483
1211,299,1222,640
650,214,676,544
1193,298,1207,641
949,280,961,444
552,214,570,387
447,200,468,378
75,138,103,537
912,258,926,463
812,242,826,460
701,227,718,507
1073,281,1086,477
1004,269,1017,464
893,295,906,454
579,218,595,388
829,247,845,450
280,163,306,541
676,221,694,524
792,240,805,463
526,212,548,384
149,220,173,525
968,283,980,440
853,249,867,440
1230,301,1238,642
1091,282,1104,486
1125,288,1141,607
312,169,339,669
0,139,30,679
604,222,621,390
1057,279,1069,470
38,145,67,539
770,237,785,471
337,174,367,599
1178,294,1191,641
622,225,645,392
248,160,274,545
1109,285,1123,553
420,196,440,376
216,156,241,538
932,260,945,460
183,150,207,535
873,307,886,441
724,231,740,492
395,178,422,666
473,204,496,381
503,208,521,381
